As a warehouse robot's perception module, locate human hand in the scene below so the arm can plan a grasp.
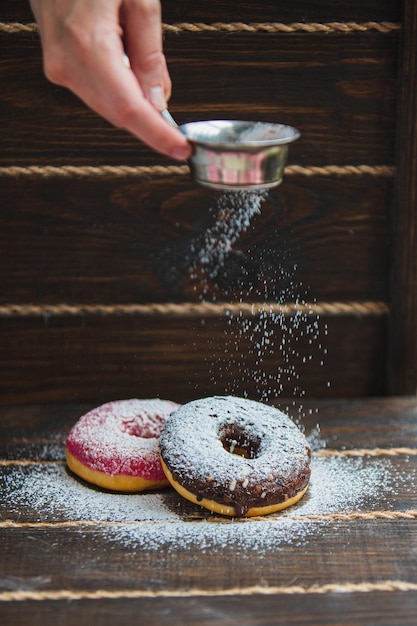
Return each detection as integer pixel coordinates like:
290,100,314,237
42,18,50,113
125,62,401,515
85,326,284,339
29,0,191,161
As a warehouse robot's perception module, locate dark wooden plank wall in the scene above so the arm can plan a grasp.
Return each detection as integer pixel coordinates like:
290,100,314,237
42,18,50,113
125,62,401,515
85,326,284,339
388,0,417,395
1,1,402,23
0,0,413,405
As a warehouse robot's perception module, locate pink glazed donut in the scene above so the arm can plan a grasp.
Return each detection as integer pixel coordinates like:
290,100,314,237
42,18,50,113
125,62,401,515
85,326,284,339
66,398,180,492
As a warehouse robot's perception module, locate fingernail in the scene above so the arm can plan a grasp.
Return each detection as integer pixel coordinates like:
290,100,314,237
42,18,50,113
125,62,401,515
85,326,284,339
170,146,191,161
148,85,166,110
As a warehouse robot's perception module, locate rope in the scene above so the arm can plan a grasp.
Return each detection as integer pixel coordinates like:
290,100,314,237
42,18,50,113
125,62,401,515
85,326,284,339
256,510,417,522
0,22,38,33
2,509,416,529
0,301,390,319
0,580,415,602
0,459,66,467
287,164,395,177
0,21,401,35
0,164,395,180
0,164,189,179
314,447,417,457
163,22,401,34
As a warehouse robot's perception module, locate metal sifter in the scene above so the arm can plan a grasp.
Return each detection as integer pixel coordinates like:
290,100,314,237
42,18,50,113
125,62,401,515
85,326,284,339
162,110,300,191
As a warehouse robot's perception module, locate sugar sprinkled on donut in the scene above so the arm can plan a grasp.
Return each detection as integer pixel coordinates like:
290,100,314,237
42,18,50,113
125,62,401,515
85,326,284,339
159,396,311,517
66,398,180,492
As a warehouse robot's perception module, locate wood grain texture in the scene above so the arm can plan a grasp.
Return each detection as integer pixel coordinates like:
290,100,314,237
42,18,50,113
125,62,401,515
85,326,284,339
1,0,416,621
0,0,402,24
2,396,416,452
2,593,417,626
0,31,399,166
0,0,406,403
1,521,416,589
1,398,417,625
0,312,387,405
1,175,392,304
388,0,417,394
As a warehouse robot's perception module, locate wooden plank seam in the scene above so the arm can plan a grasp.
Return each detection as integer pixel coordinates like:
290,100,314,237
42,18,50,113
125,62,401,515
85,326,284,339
0,580,416,602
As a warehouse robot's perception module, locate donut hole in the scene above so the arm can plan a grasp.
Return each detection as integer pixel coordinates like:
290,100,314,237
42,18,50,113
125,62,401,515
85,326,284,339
219,424,261,459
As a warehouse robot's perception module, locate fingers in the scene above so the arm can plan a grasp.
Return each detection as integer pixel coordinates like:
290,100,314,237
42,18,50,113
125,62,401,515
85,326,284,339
121,0,172,109
81,39,190,159
29,0,190,160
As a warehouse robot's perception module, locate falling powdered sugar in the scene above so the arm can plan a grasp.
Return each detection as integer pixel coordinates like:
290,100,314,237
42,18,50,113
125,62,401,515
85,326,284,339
185,187,329,407
188,190,267,282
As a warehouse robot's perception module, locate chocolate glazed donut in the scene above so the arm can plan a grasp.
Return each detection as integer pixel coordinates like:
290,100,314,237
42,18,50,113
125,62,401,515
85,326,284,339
159,396,311,517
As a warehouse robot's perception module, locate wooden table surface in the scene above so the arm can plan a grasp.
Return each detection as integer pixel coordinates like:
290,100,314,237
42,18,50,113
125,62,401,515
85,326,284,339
1,397,417,625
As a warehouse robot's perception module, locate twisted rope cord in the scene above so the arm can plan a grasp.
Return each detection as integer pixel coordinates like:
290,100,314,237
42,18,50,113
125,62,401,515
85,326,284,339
1,447,414,467
163,21,401,34
314,447,417,457
1,509,416,529
272,510,417,522
0,580,415,602
0,164,189,179
0,164,395,179
287,164,395,177
0,22,38,33
0,21,401,34
0,459,66,466
0,301,390,318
